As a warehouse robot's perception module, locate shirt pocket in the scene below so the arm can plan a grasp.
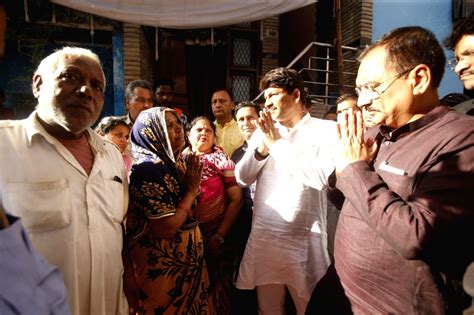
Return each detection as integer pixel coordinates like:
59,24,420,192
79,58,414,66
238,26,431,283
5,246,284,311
105,179,125,224
3,180,72,232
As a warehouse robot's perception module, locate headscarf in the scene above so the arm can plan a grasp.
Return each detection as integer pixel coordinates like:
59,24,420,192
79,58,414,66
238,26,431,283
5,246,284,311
130,107,179,167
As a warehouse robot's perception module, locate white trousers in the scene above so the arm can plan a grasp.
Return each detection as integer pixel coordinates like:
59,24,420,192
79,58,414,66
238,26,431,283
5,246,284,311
256,284,308,315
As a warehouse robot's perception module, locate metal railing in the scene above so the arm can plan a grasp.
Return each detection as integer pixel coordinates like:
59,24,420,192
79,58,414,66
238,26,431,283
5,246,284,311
254,41,358,106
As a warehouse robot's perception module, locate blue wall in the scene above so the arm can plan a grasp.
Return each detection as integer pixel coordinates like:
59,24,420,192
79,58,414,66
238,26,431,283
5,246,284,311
373,0,462,97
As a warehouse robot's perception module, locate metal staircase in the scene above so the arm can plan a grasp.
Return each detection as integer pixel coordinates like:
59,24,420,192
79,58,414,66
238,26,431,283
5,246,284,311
253,41,359,118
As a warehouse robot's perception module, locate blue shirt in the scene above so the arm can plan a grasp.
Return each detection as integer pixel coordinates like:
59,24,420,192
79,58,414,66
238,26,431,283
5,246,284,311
0,215,71,315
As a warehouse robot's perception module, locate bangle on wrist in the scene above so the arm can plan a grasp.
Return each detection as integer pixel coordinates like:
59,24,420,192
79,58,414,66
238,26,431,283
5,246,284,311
254,148,269,160
177,205,191,216
213,232,225,244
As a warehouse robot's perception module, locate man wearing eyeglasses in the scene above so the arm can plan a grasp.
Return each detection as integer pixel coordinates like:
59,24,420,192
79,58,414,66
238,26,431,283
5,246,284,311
124,79,155,125
444,13,474,115
313,26,474,314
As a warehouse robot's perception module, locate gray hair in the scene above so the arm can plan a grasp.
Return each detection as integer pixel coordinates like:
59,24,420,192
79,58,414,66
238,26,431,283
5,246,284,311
34,46,106,89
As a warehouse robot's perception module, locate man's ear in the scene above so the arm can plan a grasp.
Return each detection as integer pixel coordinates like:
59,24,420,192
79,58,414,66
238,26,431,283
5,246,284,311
125,97,130,111
292,88,301,103
411,64,431,96
32,74,42,98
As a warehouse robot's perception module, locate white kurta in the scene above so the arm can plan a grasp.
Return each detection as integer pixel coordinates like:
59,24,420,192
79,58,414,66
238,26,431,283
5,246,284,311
0,112,129,315
235,114,336,301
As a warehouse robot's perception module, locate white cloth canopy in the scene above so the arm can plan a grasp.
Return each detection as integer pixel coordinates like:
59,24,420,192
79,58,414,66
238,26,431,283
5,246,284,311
51,0,316,29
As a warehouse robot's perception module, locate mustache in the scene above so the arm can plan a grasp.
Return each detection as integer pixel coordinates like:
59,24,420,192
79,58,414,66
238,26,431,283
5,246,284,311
460,70,474,77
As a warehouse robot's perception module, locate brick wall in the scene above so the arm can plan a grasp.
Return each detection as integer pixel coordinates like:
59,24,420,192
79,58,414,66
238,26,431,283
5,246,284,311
123,23,153,87
340,0,373,91
261,16,279,76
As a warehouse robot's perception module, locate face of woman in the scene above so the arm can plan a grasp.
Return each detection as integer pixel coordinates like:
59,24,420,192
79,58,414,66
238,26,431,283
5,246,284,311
105,124,130,153
189,119,215,154
165,111,185,155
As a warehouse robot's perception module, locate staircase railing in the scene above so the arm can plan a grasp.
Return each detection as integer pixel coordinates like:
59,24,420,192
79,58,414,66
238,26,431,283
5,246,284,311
253,41,358,109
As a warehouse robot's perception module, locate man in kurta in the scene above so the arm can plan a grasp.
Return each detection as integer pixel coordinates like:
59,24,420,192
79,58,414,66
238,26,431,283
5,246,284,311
0,47,129,314
211,89,244,157
330,26,474,313
235,68,337,314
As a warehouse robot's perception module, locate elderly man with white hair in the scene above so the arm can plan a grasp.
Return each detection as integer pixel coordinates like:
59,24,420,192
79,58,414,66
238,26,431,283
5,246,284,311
0,47,129,314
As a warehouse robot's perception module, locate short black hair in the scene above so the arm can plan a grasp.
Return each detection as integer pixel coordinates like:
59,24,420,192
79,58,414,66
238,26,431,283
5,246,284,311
155,78,175,90
212,88,234,101
259,67,303,95
360,26,446,88
336,93,358,105
444,13,474,50
234,101,261,119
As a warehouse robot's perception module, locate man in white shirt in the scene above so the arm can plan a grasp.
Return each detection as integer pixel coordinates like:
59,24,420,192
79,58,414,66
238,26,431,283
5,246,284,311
0,47,129,315
211,89,244,157
235,68,336,314
124,79,155,126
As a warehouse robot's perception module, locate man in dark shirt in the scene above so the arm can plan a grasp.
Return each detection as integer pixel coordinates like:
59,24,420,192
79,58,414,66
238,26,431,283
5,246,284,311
320,26,474,314
229,101,261,315
444,13,474,115
154,78,189,126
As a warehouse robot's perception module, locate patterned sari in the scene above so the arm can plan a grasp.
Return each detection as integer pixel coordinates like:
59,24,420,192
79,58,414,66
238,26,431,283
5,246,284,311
125,107,213,315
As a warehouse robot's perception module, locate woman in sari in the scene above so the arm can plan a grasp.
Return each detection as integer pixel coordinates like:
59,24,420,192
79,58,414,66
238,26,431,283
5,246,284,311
123,107,213,314
185,116,243,314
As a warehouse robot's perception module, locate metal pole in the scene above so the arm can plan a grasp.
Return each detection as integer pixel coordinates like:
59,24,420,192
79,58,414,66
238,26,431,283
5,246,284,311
335,0,344,93
325,47,330,100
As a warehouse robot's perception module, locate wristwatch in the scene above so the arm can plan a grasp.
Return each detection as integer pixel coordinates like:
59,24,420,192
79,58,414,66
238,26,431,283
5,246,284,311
214,233,225,244
254,147,269,160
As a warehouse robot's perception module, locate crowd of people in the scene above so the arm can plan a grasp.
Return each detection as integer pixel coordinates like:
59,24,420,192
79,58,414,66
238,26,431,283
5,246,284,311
0,13,473,315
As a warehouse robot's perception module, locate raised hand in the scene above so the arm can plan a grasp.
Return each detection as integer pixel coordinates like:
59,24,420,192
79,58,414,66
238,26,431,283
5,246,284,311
254,108,281,149
183,151,203,195
335,108,378,175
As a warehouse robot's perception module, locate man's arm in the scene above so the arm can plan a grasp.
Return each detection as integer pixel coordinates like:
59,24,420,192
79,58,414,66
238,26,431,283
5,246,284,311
337,147,474,259
335,109,474,259
235,132,269,187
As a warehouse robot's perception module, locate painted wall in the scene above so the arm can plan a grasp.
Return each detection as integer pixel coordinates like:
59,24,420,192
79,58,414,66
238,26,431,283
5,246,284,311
373,0,462,97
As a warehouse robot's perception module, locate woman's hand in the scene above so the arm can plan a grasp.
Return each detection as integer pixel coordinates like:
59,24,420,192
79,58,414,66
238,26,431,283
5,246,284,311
206,234,223,254
184,152,202,195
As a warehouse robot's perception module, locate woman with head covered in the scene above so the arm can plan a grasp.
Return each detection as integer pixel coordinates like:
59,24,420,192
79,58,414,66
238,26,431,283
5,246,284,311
123,107,213,314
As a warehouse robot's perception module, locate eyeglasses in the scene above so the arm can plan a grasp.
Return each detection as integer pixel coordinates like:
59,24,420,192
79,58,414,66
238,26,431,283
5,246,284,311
447,51,474,70
355,68,413,100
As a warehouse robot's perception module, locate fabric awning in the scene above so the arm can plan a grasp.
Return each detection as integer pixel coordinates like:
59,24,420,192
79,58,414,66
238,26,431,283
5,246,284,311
51,0,316,29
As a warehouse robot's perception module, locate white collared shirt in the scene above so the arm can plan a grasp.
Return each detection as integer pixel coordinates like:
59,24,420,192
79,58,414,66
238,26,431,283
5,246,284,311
0,112,129,315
